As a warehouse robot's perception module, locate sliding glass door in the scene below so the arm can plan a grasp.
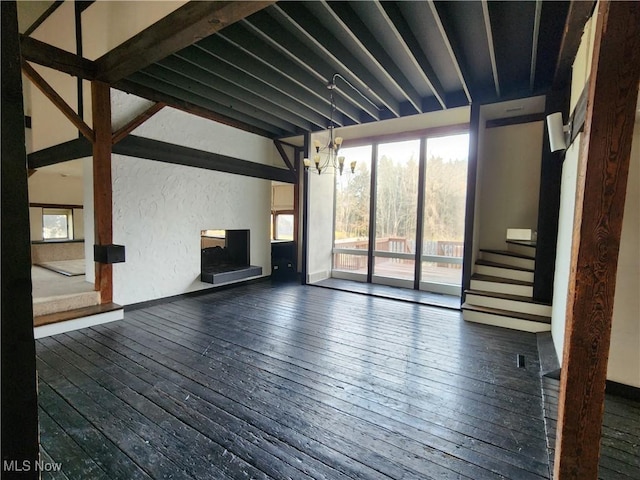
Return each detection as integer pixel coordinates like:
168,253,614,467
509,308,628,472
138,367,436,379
331,131,468,296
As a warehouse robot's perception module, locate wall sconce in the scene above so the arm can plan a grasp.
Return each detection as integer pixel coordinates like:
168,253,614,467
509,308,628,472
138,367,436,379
546,112,570,152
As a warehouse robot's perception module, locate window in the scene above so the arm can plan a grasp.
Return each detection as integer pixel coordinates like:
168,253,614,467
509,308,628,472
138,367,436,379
42,208,72,240
272,212,294,240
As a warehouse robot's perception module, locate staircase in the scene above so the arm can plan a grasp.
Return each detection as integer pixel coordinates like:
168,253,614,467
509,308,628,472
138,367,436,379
462,240,552,332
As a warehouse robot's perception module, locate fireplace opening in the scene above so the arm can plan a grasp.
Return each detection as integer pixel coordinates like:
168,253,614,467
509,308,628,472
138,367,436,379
200,229,262,284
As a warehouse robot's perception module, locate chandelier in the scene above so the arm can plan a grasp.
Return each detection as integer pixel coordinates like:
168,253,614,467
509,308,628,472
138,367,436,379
303,75,359,176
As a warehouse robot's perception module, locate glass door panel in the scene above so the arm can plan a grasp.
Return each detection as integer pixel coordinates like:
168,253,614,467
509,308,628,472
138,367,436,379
421,134,469,291
333,145,372,279
374,140,420,284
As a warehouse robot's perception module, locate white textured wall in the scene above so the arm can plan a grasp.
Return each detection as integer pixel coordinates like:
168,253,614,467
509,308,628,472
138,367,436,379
306,168,335,282
478,122,543,249
551,135,580,361
608,120,640,387
111,91,276,305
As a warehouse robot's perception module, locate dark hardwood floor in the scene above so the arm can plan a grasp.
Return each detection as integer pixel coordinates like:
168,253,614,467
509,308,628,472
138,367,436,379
37,281,556,479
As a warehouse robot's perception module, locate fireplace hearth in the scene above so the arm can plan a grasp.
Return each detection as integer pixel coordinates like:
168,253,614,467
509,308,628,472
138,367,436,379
200,229,262,284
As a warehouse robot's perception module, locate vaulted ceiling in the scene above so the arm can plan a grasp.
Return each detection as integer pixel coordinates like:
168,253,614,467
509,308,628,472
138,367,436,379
114,1,570,139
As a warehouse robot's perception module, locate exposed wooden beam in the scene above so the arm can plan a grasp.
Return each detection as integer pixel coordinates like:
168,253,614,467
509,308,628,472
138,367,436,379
427,1,472,103
237,15,372,122
95,1,274,84
529,0,543,92
554,2,640,479
113,135,295,184
91,81,113,304
553,1,596,90
20,35,96,80
301,133,310,284
22,61,94,142
375,1,447,109
28,137,92,169
1,2,39,474
113,79,279,139
481,0,501,98
112,102,165,145
273,139,297,179
323,1,423,113
274,2,400,117
23,0,63,36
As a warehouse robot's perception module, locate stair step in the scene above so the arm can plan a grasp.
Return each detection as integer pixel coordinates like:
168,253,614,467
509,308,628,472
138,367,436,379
475,260,534,282
462,303,551,333
506,240,537,256
475,259,534,272
470,274,534,297
480,249,535,260
479,250,535,269
464,290,552,316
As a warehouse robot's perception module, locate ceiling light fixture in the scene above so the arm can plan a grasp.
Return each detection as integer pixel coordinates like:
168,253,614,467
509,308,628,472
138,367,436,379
304,74,379,176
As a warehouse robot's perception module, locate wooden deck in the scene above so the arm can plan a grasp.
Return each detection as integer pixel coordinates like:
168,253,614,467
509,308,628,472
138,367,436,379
35,281,638,479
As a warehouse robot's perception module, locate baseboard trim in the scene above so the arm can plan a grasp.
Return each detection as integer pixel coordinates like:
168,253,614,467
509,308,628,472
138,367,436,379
124,276,270,312
606,380,640,401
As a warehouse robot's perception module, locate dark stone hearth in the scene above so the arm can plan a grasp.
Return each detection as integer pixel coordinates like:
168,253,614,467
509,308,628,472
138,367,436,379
201,229,261,284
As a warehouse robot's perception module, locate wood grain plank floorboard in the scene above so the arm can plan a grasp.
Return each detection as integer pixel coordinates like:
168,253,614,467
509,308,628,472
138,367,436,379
36,282,559,479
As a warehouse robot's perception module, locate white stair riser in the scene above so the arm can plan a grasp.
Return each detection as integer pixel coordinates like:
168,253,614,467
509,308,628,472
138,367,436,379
507,243,537,256
480,252,535,270
463,309,551,333
470,279,533,297
465,294,552,317
475,264,534,282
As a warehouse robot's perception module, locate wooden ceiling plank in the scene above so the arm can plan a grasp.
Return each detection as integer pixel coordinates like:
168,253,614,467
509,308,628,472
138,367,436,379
112,102,165,145
274,3,400,117
118,75,285,138
173,50,327,129
481,0,501,98
321,1,423,113
139,64,301,133
21,60,94,142
427,1,472,103
237,15,374,122
554,2,640,479
95,1,275,84
113,79,279,139
374,1,447,109
20,35,96,80
188,41,341,126
529,0,543,92
156,55,318,131
553,1,596,90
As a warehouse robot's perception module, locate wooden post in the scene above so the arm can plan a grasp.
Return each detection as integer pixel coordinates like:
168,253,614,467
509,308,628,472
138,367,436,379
301,132,310,285
554,2,640,479
1,2,39,476
91,81,113,303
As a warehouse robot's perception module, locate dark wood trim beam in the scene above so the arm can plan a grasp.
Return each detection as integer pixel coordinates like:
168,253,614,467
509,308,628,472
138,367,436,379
113,135,295,184
485,113,545,129
30,202,84,210
27,137,92,169
112,102,165,145
95,1,274,84
1,3,39,475
377,1,447,109
273,139,297,179
554,2,640,479
91,81,113,304
113,79,277,139
414,137,427,289
461,102,480,298
427,2,472,103
22,61,94,142
23,0,63,36
20,35,96,80
301,133,310,284
366,143,378,284
481,0,501,98
529,0,543,92
553,1,596,90
568,82,588,145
